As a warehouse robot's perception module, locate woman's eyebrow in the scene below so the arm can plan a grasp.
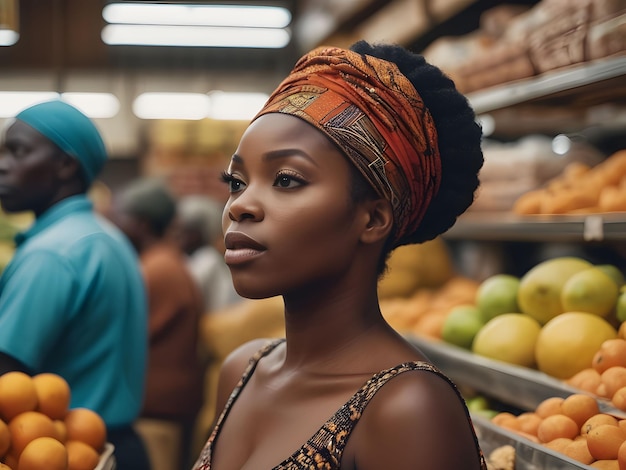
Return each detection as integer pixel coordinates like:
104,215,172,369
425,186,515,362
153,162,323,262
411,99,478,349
262,148,318,166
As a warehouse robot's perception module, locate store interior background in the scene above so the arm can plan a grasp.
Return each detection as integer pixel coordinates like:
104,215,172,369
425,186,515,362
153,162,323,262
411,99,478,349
1,0,626,279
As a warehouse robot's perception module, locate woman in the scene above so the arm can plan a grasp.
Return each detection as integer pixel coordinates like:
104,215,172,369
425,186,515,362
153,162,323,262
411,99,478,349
193,41,486,469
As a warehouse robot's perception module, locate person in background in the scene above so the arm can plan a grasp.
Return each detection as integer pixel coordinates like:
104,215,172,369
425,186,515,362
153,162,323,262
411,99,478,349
110,177,204,470
0,100,150,469
176,195,241,314
193,41,487,469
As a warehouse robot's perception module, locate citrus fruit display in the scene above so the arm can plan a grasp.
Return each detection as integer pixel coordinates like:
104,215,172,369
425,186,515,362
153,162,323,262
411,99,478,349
517,256,593,325
471,313,542,368
561,267,619,318
489,393,626,468
475,274,521,323
535,312,618,380
440,304,484,349
0,371,107,470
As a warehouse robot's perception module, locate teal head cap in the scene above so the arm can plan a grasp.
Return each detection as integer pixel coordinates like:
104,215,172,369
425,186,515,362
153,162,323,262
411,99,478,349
15,100,107,185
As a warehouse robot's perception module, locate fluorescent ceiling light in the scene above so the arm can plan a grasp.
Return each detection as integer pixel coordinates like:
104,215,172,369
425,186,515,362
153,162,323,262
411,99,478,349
102,24,290,48
208,91,269,121
132,91,270,121
0,30,19,46
102,3,291,28
0,92,60,117
0,92,120,118
61,93,120,119
133,93,210,120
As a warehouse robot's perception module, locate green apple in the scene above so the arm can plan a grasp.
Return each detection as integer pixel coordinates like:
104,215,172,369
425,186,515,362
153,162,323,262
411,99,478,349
441,305,485,349
475,274,520,323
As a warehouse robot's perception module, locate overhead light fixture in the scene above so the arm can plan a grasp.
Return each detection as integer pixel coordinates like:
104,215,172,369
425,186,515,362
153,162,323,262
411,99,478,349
0,0,19,46
0,29,17,46
102,24,290,48
102,3,291,28
61,93,120,119
0,92,120,118
101,3,291,48
133,93,211,120
208,91,268,121
132,91,270,121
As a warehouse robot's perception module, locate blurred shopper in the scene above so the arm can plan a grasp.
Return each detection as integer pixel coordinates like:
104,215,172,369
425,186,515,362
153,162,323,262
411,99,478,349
110,177,204,470
176,195,241,314
0,100,150,469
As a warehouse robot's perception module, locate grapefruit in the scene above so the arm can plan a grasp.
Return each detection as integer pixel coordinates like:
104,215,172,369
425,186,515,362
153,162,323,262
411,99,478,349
561,267,619,317
535,312,618,380
517,257,592,324
441,305,484,349
475,274,520,322
472,313,541,368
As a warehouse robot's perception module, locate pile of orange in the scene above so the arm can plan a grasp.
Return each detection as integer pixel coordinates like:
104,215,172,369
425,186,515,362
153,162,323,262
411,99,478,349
0,371,106,470
567,337,626,411
492,393,626,469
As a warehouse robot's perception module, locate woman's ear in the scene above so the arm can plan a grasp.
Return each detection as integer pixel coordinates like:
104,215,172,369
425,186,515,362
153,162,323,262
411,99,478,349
360,198,394,245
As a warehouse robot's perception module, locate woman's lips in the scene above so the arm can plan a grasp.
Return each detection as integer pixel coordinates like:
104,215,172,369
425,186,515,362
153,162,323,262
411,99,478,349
223,231,266,265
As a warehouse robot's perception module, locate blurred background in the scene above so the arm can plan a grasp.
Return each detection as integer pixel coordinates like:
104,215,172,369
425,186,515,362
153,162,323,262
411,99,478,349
0,0,547,200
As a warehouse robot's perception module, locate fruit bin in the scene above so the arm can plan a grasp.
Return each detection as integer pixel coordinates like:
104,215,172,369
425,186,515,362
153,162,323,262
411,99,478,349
472,414,594,469
408,335,626,418
95,443,115,470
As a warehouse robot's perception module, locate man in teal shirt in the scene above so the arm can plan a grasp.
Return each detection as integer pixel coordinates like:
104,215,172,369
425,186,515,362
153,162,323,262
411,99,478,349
0,100,150,469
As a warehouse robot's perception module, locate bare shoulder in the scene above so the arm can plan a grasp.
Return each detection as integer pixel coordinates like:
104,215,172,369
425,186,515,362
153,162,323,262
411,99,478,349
214,338,281,411
349,364,483,470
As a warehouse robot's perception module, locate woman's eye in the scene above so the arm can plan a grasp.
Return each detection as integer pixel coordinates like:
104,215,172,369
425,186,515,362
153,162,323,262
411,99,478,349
274,172,305,189
221,172,245,193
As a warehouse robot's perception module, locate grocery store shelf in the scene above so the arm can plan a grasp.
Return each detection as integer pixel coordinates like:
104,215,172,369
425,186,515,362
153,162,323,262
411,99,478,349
409,335,626,418
443,212,626,242
467,55,626,115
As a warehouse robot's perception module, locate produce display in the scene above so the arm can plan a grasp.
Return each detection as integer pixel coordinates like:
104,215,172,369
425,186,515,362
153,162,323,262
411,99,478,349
0,371,108,470
513,150,626,215
439,256,624,379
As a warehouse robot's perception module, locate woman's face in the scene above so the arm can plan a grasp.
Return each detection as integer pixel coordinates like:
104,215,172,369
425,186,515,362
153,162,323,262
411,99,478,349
222,113,367,299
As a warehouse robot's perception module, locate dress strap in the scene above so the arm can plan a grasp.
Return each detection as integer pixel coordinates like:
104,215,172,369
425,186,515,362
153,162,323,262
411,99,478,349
192,338,285,470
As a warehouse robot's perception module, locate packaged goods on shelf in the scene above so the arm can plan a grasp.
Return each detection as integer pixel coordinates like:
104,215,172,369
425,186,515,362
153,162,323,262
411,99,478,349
471,136,605,212
423,0,626,94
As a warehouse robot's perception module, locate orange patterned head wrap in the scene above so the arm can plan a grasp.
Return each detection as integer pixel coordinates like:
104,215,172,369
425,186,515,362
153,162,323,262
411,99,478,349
253,46,442,247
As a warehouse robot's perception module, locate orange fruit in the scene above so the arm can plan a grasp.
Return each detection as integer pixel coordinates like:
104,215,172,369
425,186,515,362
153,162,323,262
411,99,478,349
619,440,626,470
537,414,579,443
583,414,620,436
544,437,574,453
613,387,626,411
561,393,601,428
32,373,71,420
591,460,620,469
8,410,58,457
593,339,626,373
536,396,564,418
563,438,594,465
17,436,67,470
66,439,101,470
491,411,517,427
516,412,542,437
0,372,38,422
0,463,11,469
568,368,603,393
602,367,626,398
64,408,107,452
53,419,68,443
0,420,9,458
587,424,626,460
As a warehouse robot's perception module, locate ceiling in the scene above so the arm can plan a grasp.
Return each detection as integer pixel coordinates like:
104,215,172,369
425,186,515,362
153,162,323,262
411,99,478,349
0,0,302,75
0,0,545,160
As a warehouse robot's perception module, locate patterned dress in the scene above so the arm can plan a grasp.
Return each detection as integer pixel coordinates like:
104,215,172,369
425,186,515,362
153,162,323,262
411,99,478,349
193,339,487,469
